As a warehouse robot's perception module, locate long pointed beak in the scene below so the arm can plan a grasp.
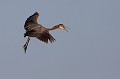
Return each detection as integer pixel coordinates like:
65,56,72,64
63,26,69,32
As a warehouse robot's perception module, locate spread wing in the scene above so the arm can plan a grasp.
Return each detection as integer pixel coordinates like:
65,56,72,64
24,12,39,31
36,31,56,43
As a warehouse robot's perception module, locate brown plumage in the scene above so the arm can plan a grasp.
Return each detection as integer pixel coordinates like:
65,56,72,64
23,12,68,53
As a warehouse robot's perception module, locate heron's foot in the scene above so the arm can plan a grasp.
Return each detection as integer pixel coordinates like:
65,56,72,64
23,44,27,54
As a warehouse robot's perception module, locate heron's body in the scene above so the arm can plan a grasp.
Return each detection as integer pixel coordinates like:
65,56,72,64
23,12,68,53
24,24,55,43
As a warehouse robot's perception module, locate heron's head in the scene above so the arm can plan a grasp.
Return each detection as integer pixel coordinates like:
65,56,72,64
58,24,69,32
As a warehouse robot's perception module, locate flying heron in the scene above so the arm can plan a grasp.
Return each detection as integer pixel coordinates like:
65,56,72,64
23,12,68,53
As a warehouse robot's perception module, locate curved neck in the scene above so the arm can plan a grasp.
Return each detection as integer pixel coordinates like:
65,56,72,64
47,25,59,31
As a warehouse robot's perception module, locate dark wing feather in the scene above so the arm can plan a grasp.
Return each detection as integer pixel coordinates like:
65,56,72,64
36,31,56,43
24,12,39,31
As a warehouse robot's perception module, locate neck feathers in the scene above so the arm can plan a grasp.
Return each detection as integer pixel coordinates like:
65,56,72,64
47,25,60,31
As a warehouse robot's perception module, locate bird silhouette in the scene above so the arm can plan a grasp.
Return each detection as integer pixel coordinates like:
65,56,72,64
23,12,68,53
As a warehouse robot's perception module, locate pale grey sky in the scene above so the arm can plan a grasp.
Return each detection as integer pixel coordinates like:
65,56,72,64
0,0,120,79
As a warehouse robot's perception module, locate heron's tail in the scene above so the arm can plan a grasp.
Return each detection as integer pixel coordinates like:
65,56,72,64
23,36,31,53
